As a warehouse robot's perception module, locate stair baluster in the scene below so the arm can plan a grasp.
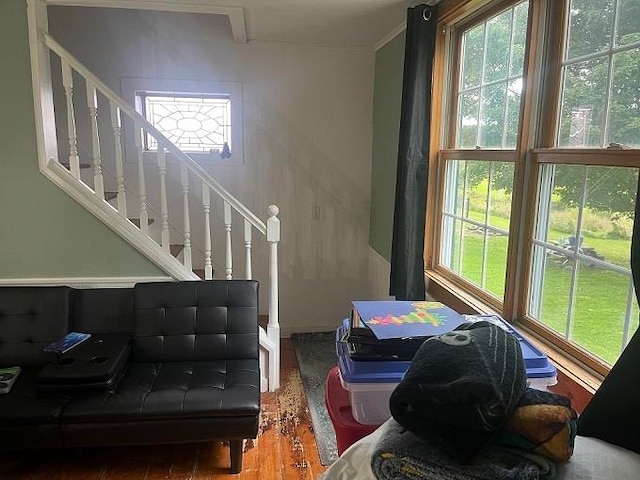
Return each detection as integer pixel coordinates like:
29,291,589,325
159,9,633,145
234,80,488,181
267,205,281,390
202,182,213,280
244,218,252,279
224,201,233,279
157,146,170,252
86,80,104,200
180,164,192,270
61,59,80,179
110,104,127,218
134,125,149,236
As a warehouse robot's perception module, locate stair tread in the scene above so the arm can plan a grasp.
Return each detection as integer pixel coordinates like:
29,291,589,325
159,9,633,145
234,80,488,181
129,218,155,227
60,161,91,169
193,269,206,280
170,244,184,257
104,191,117,201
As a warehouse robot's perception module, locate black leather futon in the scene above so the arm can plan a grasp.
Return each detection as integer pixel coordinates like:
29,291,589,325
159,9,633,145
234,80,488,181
0,280,260,474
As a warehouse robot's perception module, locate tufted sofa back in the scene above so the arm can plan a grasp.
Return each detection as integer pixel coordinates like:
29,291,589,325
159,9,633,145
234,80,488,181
0,286,71,366
72,287,134,334
132,280,259,362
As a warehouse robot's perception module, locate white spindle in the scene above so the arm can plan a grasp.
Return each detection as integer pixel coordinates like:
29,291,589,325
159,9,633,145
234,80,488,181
157,146,170,252
244,219,252,279
202,182,213,280
134,126,149,236
86,80,104,199
266,205,280,390
224,201,233,279
110,103,127,217
61,59,80,179
181,164,192,270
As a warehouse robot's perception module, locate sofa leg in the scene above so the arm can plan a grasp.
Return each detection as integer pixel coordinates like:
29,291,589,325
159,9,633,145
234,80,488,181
230,439,243,474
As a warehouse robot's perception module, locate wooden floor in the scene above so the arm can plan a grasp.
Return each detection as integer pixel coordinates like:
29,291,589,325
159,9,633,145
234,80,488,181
0,339,329,479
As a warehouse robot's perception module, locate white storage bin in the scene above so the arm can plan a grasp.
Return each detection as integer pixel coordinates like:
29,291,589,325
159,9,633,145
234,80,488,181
338,370,397,425
528,375,558,390
335,319,558,425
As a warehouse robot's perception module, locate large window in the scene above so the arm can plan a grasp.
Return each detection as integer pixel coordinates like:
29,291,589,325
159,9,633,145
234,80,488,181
432,0,640,373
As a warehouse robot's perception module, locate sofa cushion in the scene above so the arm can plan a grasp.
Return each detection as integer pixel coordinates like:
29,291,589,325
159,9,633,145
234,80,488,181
133,281,259,362
0,287,71,366
72,287,134,334
60,359,260,423
0,366,72,427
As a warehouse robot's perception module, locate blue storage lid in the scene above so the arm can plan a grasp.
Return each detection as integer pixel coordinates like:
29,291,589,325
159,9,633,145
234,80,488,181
337,317,556,383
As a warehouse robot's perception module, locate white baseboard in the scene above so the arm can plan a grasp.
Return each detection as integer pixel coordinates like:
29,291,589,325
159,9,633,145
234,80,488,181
0,276,174,288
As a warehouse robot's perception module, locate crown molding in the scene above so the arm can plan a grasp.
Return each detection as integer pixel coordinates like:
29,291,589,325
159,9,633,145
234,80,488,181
374,20,406,52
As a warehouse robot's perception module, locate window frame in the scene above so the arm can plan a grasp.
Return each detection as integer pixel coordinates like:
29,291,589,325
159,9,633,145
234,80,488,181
120,77,244,166
427,0,640,377
137,91,233,156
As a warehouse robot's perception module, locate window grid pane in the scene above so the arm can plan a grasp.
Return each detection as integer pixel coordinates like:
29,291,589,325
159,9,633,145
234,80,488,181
440,159,513,301
143,95,232,154
529,163,638,365
558,0,640,148
455,1,528,149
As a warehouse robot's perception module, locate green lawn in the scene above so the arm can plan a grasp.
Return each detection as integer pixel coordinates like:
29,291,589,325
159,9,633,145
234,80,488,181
455,230,638,365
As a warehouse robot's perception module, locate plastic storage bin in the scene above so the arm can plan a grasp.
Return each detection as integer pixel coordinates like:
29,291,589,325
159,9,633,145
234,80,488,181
336,318,558,425
324,366,379,454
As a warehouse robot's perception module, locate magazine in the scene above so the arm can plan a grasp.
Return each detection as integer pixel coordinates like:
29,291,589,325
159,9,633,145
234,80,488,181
351,300,467,340
0,366,21,394
43,332,92,355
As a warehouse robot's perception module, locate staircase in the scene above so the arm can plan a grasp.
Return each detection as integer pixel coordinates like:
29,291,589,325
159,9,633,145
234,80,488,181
27,25,281,391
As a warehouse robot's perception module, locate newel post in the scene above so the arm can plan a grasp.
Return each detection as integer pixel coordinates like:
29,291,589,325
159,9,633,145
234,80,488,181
266,205,280,390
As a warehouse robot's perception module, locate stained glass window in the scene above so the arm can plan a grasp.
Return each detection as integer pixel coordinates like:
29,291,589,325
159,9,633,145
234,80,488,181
142,94,232,157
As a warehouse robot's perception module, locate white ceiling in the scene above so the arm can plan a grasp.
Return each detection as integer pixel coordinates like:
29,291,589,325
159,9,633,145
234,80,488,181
230,0,416,47
47,0,443,47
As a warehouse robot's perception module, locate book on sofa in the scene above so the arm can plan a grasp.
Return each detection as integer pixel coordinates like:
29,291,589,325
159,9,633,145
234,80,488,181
43,332,91,355
0,366,21,394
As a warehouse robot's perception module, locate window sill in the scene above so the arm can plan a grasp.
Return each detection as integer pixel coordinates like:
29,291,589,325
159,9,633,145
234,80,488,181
425,269,601,412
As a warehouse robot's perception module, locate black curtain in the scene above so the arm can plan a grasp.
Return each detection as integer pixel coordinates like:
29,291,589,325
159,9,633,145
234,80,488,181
389,4,438,300
576,172,640,454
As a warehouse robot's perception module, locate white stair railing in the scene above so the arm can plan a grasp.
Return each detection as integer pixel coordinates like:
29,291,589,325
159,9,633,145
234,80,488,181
110,104,127,218
86,80,104,200
181,164,193,271
35,32,280,391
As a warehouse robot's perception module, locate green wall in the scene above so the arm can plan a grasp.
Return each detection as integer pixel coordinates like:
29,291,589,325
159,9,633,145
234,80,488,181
369,32,406,261
0,0,164,278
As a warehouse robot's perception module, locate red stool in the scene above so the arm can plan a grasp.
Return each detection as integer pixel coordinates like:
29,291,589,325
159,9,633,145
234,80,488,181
325,366,380,455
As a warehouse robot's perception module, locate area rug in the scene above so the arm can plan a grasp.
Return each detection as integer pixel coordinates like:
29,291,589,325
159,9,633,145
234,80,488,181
291,331,339,465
